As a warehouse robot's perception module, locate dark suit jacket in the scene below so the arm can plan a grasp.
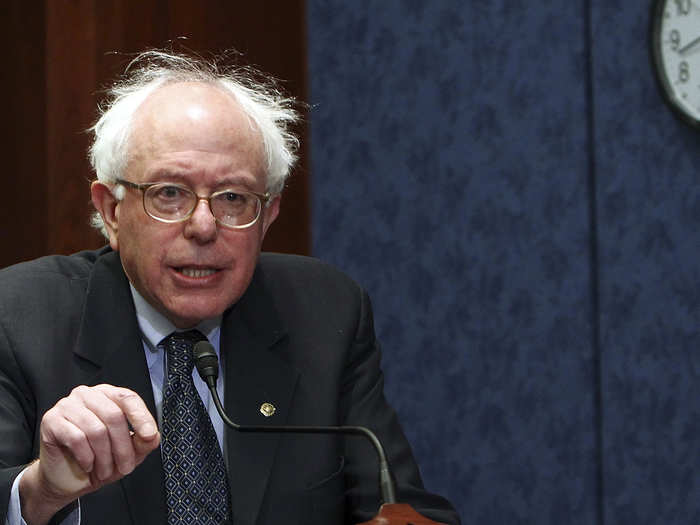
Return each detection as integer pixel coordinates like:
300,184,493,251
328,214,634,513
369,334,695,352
0,248,459,524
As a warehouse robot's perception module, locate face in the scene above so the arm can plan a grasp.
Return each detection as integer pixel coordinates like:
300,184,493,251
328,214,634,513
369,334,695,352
92,82,279,328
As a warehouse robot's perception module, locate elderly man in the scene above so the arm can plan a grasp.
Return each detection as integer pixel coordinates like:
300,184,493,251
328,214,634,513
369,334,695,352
0,51,459,525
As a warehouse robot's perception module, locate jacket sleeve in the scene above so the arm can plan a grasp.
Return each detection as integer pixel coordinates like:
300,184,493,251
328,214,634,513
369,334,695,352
339,287,461,525
0,319,37,521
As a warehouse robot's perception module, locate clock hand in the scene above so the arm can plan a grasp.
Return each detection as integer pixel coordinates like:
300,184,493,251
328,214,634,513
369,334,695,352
679,35,700,56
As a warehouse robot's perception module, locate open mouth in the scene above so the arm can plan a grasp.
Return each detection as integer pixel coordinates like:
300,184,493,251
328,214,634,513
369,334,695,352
176,267,219,278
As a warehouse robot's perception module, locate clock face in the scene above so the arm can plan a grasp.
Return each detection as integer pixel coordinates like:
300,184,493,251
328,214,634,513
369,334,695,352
652,0,700,127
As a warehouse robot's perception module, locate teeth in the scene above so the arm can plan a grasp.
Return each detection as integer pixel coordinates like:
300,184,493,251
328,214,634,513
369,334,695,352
179,268,217,278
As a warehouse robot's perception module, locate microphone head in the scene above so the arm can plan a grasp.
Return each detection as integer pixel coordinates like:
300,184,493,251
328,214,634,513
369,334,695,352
193,340,219,386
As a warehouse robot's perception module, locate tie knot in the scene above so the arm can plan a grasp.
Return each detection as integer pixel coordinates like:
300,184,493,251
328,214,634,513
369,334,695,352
163,330,207,376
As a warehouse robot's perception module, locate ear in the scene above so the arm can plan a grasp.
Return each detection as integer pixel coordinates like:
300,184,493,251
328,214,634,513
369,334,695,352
91,181,121,251
260,195,281,239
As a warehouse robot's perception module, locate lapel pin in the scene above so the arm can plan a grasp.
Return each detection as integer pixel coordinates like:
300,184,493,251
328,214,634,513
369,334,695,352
260,402,276,417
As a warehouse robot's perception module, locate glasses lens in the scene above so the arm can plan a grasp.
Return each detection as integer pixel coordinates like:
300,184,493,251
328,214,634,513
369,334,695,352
144,184,196,221
210,191,262,227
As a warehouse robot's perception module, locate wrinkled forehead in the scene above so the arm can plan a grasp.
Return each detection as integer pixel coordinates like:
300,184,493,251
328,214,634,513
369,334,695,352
127,81,265,173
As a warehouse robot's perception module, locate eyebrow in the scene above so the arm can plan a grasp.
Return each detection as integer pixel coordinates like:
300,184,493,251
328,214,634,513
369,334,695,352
145,170,258,190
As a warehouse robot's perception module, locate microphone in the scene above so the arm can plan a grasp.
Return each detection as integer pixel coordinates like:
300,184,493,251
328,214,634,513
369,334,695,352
193,340,397,505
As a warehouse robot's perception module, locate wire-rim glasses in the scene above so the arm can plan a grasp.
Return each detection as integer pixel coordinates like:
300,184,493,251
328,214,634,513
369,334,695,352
114,178,270,229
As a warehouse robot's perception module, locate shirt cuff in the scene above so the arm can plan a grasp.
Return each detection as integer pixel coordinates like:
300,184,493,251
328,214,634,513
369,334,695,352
6,467,80,525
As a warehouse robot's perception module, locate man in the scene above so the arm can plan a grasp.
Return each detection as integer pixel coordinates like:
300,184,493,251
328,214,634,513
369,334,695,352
0,51,459,524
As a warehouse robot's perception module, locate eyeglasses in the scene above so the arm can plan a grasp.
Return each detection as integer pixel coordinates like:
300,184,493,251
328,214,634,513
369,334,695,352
114,179,271,229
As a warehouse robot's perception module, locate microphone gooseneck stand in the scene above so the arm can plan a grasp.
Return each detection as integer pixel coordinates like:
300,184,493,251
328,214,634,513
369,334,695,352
193,341,446,525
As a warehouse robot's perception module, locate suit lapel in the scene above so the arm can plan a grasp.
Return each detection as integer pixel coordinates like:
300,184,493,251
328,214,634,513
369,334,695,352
221,268,298,525
74,251,166,525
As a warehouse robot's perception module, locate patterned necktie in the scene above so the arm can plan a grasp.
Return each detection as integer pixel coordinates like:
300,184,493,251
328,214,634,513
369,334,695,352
161,330,232,524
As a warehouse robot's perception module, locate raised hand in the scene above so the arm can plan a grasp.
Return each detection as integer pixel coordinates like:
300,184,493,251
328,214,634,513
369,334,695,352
18,384,160,525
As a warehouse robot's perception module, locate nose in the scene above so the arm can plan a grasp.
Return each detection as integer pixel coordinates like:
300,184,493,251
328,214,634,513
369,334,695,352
183,198,217,243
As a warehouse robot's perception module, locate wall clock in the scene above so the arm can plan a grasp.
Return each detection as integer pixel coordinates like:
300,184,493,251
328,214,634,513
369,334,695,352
651,0,700,127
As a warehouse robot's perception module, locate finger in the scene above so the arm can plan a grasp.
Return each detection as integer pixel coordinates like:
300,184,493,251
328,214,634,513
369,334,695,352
94,385,158,440
76,388,136,481
38,442,93,498
133,428,161,461
41,407,95,476
67,386,128,480
92,385,159,473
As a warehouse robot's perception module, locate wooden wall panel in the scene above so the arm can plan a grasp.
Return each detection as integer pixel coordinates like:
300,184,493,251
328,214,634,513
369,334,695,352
1,3,48,265
1,0,309,268
45,0,103,255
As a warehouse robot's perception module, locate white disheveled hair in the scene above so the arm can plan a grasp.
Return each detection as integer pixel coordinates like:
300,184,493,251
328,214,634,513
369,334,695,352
88,50,300,236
